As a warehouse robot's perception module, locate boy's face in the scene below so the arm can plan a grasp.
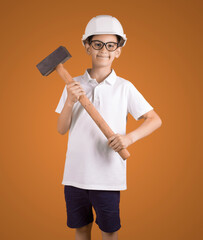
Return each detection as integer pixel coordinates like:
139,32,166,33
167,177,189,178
85,34,122,68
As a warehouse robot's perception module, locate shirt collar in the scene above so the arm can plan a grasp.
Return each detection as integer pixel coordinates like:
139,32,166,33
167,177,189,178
83,68,117,86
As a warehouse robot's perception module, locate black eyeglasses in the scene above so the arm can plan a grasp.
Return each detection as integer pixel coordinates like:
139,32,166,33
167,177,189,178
90,40,119,52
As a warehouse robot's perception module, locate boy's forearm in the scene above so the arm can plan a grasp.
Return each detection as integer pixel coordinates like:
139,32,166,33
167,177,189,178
57,99,74,135
127,117,162,145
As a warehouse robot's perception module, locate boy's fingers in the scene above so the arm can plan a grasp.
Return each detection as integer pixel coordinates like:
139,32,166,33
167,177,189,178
109,142,120,150
109,138,119,147
69,87,85,94
72,89,86,95
67,82,79,87
67,82,81,89
108,134,119,143
112,142,120,149
69,85,82,90
108,135,116,142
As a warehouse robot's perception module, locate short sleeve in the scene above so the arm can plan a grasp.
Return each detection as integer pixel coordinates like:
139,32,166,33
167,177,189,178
55,85,68,114
127,82,153,120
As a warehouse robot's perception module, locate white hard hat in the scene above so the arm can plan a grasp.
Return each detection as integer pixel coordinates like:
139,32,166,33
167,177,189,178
82,15,127,47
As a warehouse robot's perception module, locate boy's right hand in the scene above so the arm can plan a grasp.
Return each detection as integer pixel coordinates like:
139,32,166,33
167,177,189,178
66,82,86,104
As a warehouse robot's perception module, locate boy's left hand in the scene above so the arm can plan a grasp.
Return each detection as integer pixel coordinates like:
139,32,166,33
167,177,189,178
108,134,131,152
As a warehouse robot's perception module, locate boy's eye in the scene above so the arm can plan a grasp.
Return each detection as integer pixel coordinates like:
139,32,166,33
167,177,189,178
95,43,102,47
107,43,116,49
93,42,102,48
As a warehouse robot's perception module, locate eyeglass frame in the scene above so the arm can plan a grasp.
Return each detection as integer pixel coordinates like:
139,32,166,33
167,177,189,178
89,40,120,52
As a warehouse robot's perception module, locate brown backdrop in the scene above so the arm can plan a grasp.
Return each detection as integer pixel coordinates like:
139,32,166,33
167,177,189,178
0,0,202,239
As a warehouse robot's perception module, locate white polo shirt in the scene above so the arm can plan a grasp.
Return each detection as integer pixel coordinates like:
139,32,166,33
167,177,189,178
55,68,153,191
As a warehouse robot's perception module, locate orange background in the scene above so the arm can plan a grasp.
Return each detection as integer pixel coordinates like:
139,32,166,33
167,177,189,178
0,0,202,239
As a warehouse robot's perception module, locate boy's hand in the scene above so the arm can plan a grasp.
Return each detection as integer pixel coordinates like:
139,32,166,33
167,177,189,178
66,82,86,104
108,134,132,152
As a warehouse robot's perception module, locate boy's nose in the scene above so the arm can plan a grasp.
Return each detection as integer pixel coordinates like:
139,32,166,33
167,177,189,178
100,45,108,53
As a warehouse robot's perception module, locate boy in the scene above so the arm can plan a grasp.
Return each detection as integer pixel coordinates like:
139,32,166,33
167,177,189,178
55,15,162,240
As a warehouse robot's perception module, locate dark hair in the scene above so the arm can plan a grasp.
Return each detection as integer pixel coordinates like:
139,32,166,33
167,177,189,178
83,34,125,47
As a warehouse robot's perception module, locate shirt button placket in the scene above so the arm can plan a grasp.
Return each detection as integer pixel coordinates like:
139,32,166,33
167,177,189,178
94,86,100,108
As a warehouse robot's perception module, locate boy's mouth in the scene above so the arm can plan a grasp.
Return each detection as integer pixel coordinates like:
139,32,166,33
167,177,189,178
97,55,109,58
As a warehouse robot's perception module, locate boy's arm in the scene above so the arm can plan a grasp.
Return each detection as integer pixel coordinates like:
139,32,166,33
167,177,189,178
57,82,85,135
127,109,162,144
57,99,74,135
108,110,162,152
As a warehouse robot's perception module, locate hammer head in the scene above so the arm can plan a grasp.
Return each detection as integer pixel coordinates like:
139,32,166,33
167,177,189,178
36,46,72,76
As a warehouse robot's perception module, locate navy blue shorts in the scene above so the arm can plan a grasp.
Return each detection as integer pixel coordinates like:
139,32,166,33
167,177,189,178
64,185,121,233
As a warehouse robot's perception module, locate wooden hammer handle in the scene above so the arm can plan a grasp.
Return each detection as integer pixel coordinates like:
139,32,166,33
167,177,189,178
56,64,130,160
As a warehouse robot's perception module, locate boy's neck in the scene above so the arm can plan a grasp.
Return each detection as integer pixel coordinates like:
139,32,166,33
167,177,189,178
88,66,112,83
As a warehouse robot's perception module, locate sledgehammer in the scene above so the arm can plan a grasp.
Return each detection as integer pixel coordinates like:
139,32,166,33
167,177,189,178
36,46,130,160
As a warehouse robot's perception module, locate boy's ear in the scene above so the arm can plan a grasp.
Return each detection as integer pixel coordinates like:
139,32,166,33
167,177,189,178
115,47,122,58
85,43,91,55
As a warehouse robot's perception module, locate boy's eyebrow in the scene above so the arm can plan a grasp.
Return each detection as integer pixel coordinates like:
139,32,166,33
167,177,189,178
91,40,118,43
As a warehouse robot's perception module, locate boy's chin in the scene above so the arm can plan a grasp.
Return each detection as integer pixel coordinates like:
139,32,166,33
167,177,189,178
94,62,112,68
94,58,113,65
